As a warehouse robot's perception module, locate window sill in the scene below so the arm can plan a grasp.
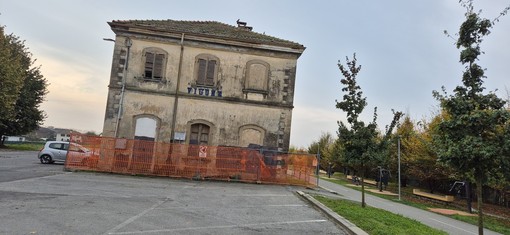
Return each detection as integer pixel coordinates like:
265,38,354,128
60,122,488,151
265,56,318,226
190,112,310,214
243,89,268,95
135,77,165,83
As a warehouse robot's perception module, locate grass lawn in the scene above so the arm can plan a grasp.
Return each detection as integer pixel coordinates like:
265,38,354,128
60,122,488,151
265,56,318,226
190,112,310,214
3,142,44,151
451,214,510,235
315,196,447,235
321,175,510,235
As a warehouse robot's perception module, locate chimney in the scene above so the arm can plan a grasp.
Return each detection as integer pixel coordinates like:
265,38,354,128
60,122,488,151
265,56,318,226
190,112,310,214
236,19,252,31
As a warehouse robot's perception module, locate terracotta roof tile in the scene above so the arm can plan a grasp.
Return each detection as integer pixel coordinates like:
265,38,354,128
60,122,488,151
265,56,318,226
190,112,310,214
108,19,305,50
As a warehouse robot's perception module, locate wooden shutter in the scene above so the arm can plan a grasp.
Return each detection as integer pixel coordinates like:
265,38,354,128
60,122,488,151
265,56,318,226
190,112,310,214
190,124,199,145
206,60,216,86
153,54,164,79
197,59,207,85
144,52,154,78
200,125,210,144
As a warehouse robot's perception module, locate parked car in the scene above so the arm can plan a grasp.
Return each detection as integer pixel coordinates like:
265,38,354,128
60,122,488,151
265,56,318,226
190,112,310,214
38,141,91,164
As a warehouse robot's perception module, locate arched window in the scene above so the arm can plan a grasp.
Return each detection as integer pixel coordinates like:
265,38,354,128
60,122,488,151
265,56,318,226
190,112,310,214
239,125,265,147
187,122,211,158
133,116,159,171
143,48,167,80
134,117,157,141
189,123,210,145
194,54,219,86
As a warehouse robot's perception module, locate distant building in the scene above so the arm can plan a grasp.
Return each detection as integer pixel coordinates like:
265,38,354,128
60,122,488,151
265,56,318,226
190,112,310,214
1,136,26,142
26,126,56,141
24,127,78,142
56,131,71,142
102,19,305,151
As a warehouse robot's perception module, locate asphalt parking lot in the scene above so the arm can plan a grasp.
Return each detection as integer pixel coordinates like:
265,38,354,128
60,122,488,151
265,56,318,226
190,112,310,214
0,151,345,235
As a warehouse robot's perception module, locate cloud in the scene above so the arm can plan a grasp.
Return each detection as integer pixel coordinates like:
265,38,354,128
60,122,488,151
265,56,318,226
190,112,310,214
36,46,109,133
290,105,345,148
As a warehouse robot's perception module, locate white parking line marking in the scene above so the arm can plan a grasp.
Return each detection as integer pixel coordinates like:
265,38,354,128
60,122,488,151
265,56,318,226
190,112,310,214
104,198,170,235
429,218,476,235
227,194,292,197
155,204,306,210
108,219,328,234
0,172,72,184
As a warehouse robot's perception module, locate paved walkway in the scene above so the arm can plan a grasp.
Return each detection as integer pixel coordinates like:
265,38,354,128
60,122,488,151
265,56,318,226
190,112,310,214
318,178,502,235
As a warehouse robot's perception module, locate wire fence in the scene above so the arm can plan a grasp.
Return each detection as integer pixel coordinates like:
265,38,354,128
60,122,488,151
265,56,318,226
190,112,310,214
64,133,317,187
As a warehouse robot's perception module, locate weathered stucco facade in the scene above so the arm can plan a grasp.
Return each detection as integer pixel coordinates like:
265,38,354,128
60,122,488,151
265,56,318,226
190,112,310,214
102,20,305,151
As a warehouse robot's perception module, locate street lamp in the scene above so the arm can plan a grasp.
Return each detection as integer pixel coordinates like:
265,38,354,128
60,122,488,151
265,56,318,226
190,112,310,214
398,135,401,200
316,147,320,187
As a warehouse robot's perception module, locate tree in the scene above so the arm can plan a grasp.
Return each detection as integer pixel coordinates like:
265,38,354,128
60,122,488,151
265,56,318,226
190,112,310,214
336,54,402,207
0,27,24,133
288,145,307,154
85,131,99,136
0,26,48,146
388,115,451,191
433,1,510,234
307,132,343,174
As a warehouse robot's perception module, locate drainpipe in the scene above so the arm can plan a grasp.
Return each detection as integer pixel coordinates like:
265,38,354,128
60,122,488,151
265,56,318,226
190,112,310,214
114,37,132,138
170,33,185,142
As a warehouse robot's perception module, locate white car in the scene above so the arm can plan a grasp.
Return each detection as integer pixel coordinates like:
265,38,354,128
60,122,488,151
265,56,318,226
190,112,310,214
38,141,91,164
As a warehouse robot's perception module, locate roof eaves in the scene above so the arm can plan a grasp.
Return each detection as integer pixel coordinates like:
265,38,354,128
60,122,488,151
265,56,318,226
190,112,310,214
108,20,305,52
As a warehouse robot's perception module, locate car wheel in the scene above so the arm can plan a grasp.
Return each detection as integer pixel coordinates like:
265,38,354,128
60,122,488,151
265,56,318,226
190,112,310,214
40,155,52,164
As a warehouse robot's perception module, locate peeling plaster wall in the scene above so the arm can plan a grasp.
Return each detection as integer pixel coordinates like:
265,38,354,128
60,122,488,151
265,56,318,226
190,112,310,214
172,98,292,147
102,33,301,151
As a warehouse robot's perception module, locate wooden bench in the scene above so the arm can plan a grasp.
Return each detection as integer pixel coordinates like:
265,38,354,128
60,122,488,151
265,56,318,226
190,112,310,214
364,179,378,186
413,189,454,204
346,175,378,186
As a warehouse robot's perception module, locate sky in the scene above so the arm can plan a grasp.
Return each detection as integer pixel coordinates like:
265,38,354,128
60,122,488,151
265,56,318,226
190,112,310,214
1,1,509,148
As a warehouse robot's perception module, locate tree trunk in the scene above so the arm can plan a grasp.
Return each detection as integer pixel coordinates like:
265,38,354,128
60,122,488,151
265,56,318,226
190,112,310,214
476,177,484,235
0,134,6,148
466,181,472,214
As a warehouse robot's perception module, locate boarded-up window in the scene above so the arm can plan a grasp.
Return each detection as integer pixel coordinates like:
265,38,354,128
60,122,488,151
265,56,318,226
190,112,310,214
196,58,216,86
144,51,165,80
240,128,263,147
247,63,267,90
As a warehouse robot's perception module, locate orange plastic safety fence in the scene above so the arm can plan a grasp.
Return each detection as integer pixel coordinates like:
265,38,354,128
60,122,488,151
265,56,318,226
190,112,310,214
64,134,317,187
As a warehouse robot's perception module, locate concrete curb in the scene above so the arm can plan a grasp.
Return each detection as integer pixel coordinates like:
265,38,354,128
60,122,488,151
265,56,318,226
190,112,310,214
296,191,368,235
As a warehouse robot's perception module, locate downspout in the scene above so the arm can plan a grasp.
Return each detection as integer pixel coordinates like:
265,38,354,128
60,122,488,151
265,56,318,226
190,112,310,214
170,33,185,142
114,37,132,138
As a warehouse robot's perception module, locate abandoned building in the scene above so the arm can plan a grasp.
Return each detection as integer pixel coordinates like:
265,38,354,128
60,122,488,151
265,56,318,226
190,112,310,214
101,19,305,151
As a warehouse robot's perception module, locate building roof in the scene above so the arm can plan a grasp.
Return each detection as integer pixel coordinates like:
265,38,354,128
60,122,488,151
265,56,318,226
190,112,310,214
108,19,305,51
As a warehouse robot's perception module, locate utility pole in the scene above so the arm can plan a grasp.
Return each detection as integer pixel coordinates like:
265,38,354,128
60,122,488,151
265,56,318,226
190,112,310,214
398,135,401,200
316,147,320,187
